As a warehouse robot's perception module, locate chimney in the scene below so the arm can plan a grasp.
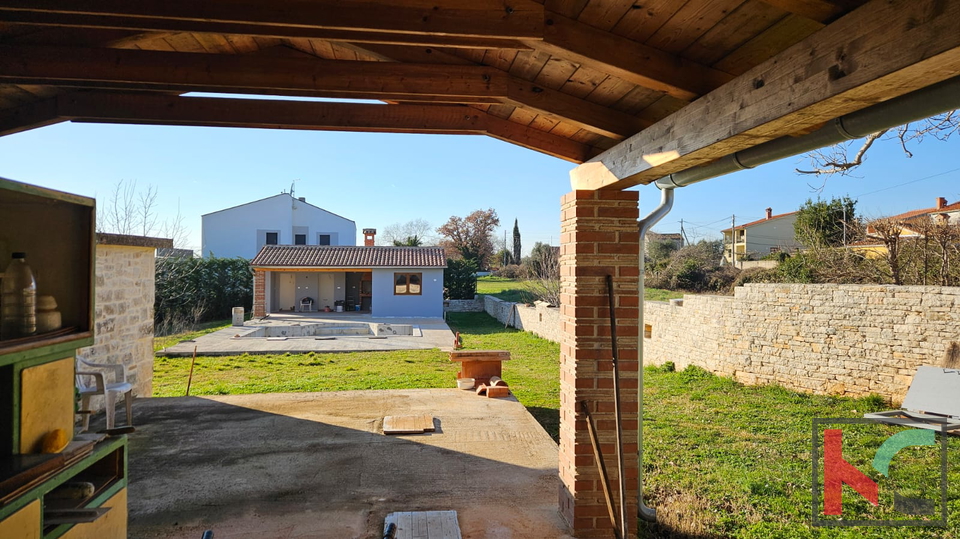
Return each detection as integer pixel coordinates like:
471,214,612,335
298,196,306,202
363,228,377,246
765,207,772,219
936,196,947,209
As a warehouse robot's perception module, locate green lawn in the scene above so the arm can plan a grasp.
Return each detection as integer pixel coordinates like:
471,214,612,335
152,314,958,538
152,312,562,439
477,275,684,302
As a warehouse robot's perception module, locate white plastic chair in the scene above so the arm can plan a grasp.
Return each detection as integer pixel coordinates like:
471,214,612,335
75,355,134,431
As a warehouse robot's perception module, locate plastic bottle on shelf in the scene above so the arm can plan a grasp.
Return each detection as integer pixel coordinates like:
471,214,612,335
1,252,37,340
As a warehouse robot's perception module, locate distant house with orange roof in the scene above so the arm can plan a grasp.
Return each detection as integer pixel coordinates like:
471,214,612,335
721,207,801,263
853,196,960,257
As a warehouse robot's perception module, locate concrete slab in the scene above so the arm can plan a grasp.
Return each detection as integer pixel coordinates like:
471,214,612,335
158,313,456,356
125,389,571,539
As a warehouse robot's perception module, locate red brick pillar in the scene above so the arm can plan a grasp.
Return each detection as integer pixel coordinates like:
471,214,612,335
253,269,266,318
559,190,640,539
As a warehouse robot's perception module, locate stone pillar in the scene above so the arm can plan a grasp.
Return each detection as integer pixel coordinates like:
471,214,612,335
253,269,266,318
558,190,640,539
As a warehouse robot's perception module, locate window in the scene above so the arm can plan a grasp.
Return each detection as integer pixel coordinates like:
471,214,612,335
265,232,279,245
394,273,422,295
318,234,331,245
295,234,306,245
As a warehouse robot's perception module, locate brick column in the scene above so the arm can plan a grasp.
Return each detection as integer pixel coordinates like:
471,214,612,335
559,190,640,539
253,269,266,318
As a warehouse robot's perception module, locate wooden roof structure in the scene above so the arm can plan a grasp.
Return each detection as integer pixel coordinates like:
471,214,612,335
1,0,958,191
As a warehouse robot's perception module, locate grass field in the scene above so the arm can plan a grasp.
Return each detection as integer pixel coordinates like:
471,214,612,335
152,314,958,537
476,275,684,302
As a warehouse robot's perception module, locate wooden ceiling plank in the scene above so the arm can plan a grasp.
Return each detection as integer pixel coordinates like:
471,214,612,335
645,0,749,55
575,0,638,31
0,11,533,50
543,0,590,19
530,11,734,101
507,49,552,81
610,0,685,43
713,14,822,75
0,45,512,99
570,0,960,190
558,66,609,100
756,0,861,24
0,0,545,40
681,0,786,67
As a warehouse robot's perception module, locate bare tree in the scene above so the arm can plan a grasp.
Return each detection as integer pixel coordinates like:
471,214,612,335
379,218,434,246
97,179,191,248
869,218,906,285
798,112,958,179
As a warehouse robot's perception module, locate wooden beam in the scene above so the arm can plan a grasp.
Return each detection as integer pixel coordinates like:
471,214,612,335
18,91,593,162
0,45,511,99
0,11,533,50
0,95,63,136
58,92,489,134
569,0,960,190
0,0,544,39
346,42,646,139
526,11,734,102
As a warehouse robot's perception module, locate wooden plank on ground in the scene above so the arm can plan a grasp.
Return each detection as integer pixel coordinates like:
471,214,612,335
384,511,462,539
383,415,435,435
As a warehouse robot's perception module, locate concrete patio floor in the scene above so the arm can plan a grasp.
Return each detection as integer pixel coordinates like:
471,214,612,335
125,389,571,538
157,313,456,356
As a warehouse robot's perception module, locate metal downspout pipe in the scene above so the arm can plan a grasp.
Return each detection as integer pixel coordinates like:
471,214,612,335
656,75,960,190
636,187,674,523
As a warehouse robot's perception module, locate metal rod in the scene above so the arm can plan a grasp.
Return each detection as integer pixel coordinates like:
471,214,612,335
186,345,198,396
580,400,622,539
606,274,629,538
635,187,675,523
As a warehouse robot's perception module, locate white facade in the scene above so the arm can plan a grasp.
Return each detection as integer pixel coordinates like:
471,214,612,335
202,194,356,259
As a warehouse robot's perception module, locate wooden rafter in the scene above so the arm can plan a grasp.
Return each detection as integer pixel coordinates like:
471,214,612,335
344,42,646,139
0,91,595,162
528,11,734,101
0,11,532,50
758,0,864,24
0,0,545,39
570,0,960,190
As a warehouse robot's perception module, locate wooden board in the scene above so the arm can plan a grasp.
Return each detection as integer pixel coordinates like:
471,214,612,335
382,415,435,435
20,357,74,454
60,488,126,539
0,499,40,539
384,511,461,539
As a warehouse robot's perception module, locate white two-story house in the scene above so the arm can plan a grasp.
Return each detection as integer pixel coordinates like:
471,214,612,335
201,193,356,259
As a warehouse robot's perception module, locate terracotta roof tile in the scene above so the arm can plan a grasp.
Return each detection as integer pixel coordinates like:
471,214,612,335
251,245,446,268
721,211,798,232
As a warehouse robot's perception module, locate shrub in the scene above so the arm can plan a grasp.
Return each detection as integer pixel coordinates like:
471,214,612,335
155,256,253,335
444,258,478,299
493,264,525,279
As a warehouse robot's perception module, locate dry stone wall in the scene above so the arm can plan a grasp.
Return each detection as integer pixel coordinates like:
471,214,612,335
481,295,561,343
643,283,960,402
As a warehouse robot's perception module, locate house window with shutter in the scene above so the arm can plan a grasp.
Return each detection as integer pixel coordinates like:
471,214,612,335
394,273,422,295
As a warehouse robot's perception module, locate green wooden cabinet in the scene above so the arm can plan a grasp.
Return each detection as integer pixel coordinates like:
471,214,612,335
0,178,127,538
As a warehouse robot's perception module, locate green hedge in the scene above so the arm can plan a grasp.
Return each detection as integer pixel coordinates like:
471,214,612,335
155,256,252,335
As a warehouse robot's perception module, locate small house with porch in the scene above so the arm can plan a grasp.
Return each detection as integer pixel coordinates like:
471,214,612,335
250,244,446,318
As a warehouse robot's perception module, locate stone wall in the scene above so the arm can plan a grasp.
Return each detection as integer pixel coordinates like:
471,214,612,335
77,234,170,411
482,295,561,343
643,283,960,402
443,297,484,313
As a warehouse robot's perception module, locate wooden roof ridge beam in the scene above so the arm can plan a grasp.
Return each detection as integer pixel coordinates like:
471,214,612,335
569,0,960,191
0,94,64,136
0,0,545,40
526,11,735,102
0,45,511,99
50,91,593,162
0,11,533,50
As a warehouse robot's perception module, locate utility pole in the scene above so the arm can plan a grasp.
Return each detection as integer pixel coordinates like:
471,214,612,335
842,204,847,247
730,215,736,267
680,219,690,247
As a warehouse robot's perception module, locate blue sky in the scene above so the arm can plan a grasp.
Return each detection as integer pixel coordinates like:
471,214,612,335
0,120,957,253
